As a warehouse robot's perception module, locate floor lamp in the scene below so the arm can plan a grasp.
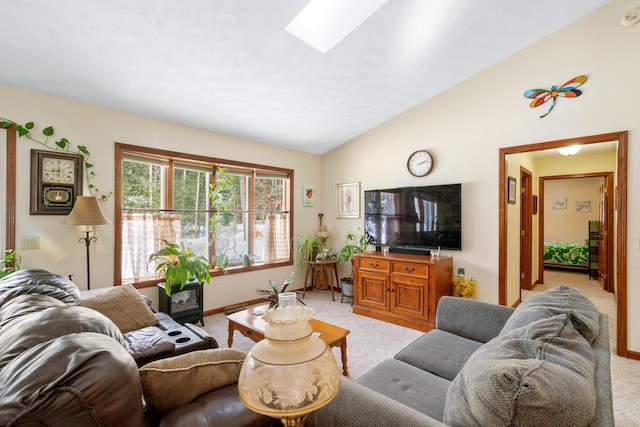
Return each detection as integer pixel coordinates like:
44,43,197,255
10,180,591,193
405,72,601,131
64,196,111,290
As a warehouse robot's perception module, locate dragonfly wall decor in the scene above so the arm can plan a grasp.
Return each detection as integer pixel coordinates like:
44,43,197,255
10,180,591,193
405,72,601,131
524,75,587,118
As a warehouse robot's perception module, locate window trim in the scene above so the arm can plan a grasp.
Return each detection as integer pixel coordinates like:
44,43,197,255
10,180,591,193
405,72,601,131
114,142,294,288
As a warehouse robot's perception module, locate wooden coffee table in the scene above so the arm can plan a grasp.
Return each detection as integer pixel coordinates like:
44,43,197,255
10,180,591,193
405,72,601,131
227,305,350,376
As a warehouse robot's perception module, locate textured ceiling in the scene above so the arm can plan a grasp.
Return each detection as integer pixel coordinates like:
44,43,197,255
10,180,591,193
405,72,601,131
0,0,611,154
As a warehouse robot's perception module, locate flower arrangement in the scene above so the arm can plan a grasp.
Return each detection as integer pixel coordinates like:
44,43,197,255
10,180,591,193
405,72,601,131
452,275,477,299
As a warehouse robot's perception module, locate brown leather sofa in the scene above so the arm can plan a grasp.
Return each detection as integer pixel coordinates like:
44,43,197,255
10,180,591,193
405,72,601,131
0,269,277,427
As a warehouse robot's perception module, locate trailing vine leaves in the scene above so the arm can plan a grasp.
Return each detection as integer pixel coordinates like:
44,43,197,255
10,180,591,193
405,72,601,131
0,118,112,200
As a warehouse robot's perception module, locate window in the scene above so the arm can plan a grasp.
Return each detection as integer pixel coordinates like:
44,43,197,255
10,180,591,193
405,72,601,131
115,144,292,287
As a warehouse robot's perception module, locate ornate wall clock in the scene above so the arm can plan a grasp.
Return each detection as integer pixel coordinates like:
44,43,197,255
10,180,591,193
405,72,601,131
30,149,83,215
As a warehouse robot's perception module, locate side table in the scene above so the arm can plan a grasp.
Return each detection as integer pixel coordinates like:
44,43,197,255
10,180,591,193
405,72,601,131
302,259,340,301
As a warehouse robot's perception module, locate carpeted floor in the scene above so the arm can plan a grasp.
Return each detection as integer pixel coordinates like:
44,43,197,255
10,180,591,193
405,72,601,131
202,271,640,426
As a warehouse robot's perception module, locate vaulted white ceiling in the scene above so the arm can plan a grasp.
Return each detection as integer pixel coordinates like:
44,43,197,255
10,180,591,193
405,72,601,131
0,0,611,154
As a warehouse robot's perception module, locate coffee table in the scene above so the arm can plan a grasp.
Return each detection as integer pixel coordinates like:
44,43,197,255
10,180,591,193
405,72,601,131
227,305,350,376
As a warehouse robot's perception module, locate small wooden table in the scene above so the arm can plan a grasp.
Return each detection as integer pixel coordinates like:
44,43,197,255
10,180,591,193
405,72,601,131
302,259,340,301
227,305,350,376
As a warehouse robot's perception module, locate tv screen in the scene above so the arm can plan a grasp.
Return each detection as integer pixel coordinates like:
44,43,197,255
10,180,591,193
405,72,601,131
364,184,462,251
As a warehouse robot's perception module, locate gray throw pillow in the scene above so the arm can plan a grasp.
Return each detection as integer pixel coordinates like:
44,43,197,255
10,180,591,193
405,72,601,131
501,285,600,343
443,314,596,427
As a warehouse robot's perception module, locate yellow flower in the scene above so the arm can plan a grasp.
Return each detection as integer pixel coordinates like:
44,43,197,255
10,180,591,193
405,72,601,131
452,276,477,299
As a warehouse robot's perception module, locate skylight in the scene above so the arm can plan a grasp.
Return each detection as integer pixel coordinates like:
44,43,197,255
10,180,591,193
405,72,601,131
286,0,389,54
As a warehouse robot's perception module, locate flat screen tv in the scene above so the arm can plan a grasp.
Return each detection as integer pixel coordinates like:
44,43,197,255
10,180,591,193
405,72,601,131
364,184,462,251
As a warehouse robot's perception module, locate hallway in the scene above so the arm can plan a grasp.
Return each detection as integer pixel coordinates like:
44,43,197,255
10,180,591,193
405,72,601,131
525,269,640,426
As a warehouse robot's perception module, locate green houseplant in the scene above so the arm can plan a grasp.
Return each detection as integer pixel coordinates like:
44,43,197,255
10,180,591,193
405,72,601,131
335,230,368,299
0,118,111,200
255,272,305,309
295,232,326,272
208,167,235,270
0,249,21,279
148,240,211,296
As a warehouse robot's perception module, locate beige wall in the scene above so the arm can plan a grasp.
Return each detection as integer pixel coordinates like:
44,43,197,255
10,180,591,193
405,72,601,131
321,0,640,351
1,0,638,352
0,85,324,310
544,177,602,243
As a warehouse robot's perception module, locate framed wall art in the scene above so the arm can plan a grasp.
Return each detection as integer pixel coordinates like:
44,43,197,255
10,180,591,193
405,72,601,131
553,198,567,209
576,200,591,212
507,176,517,204
303,185,315,206
31,149,83,215
336,182,360,219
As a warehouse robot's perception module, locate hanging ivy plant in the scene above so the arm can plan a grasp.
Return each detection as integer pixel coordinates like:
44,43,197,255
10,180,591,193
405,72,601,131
0,118,112,200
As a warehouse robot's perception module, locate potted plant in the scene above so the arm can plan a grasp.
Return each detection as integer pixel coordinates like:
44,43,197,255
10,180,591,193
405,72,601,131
295,232,325,271
452,275,477,299
148,240,211,296
335,230,368,301
255,272,305,309
0,249,21,279
208,166,235,271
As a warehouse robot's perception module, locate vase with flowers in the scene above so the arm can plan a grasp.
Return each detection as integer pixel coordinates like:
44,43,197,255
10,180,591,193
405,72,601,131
452,275,477,299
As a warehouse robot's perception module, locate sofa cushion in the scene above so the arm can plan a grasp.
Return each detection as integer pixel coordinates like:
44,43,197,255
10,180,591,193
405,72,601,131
0,332,144,427
82,284,158,333
139,348,247,415
0,269,80,307
0,305,125,370
358,358,451,421
501,285,600,343
395,329,483,381
160,384,277,427
443,314,596,427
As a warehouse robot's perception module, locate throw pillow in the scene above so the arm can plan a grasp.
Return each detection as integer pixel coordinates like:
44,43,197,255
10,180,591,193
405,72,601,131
82,284,158,333
501,285,600,343
139,348,247,415
443,314,596,427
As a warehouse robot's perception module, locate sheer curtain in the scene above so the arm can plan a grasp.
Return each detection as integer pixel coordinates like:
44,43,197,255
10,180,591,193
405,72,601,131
122,212,181,283
262,213,289,263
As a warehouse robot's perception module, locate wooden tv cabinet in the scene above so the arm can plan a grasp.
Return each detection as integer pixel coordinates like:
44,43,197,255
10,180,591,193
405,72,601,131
353,252,453,332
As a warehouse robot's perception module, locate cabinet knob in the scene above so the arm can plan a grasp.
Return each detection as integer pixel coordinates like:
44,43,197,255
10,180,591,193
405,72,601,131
369,262,379,268
404,266,415,272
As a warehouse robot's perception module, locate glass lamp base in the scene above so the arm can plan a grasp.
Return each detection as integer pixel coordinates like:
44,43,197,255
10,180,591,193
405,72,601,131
281,416,305,427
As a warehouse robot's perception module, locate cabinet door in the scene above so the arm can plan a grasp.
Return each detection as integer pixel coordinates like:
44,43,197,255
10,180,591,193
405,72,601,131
390,276,428,320
357,272,389,310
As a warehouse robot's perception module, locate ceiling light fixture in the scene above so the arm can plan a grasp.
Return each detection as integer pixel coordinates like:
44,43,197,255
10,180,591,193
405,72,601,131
557,145,582,156
286,0,389,54
621,6,640,27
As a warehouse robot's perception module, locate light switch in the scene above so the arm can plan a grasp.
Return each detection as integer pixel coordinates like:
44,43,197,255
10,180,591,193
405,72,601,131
21,236,40,250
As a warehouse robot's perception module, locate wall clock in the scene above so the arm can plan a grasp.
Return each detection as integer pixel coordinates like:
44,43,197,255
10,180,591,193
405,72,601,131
31,149,83,215
407,150,434,177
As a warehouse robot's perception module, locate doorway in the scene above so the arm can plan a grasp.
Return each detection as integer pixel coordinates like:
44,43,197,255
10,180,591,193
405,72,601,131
498,131,628,358
519,167,533,293
538,173,614,292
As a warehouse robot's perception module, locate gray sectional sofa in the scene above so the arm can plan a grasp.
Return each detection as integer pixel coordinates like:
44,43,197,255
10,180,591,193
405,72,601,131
307,285,613,427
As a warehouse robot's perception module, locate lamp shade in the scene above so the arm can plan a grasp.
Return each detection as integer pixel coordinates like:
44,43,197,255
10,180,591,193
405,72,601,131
238,306,340,422
64,196,111,226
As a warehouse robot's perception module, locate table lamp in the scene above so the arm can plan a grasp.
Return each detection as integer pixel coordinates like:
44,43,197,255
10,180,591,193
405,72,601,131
64,196,111,290
238,293,340,426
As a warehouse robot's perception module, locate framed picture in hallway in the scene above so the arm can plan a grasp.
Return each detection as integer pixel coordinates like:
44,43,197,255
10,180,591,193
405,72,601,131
507,176,516,204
